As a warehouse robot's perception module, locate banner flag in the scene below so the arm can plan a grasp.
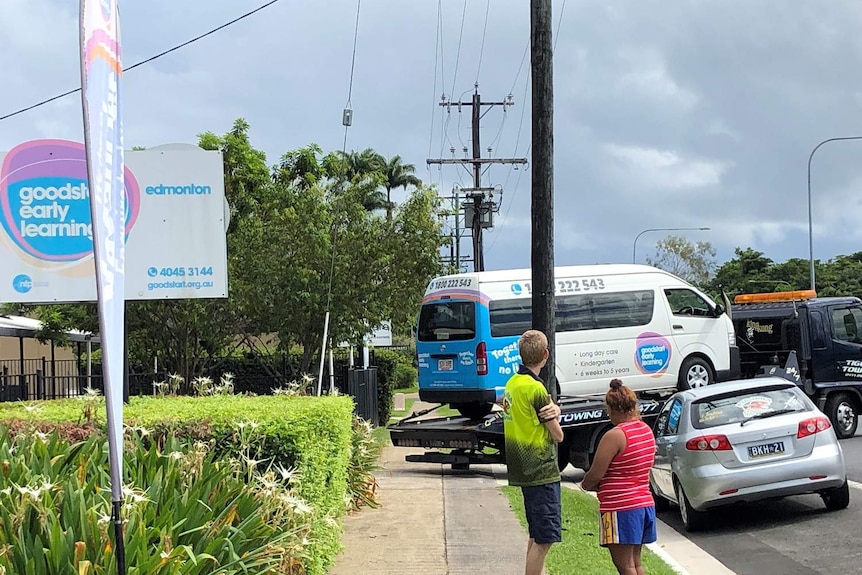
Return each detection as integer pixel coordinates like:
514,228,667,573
80,0,125,513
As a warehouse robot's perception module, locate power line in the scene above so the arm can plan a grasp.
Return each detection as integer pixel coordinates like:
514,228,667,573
427,0,442,170
475,0,491,83
0,0,283,122
449,0,468,98
509,44,529,96
342,0,362,152
490,0,565,257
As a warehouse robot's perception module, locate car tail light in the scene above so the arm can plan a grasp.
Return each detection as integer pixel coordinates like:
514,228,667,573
476,342,488,376
685,435,732,451
797,416,831,439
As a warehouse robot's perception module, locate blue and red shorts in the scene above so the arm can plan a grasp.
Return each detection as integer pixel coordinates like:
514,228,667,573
599,506,656,547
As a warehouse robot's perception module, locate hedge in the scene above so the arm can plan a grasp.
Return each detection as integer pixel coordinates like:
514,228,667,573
0,394,355,575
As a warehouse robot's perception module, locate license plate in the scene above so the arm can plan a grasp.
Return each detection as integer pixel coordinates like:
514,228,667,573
747,441,785,459
438,359,453,371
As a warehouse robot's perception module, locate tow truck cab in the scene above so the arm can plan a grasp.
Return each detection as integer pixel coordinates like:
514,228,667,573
731,290,862,438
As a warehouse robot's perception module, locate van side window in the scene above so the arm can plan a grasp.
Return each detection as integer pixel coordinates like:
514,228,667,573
489,299,533,337
557,290,654,332
664,288,712,317
830,307,862,344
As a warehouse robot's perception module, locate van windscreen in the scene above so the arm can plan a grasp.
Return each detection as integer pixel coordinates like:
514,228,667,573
418,301,476,341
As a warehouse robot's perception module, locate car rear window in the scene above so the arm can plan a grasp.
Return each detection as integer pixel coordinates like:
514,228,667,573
417,301,476,342
691,386,812,429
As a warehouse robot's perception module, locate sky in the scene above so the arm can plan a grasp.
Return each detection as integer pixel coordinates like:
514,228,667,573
3,0,862,276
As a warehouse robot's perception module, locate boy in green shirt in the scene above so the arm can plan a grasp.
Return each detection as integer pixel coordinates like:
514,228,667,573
501,329,564,575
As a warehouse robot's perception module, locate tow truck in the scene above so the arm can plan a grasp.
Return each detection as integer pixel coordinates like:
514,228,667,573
731,289,862,438
389,393,665,471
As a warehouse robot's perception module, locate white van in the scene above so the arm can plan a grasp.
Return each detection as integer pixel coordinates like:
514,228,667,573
416,264,740,417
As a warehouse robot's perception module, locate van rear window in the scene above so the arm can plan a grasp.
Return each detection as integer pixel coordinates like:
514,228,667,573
418,302,476,341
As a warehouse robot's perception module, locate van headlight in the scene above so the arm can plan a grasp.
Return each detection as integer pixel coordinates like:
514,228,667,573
728,333,736,346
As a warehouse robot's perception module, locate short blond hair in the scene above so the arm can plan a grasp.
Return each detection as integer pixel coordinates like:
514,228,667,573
518,329,548,367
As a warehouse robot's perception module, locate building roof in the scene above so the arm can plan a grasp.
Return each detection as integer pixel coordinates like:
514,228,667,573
0,315,99,343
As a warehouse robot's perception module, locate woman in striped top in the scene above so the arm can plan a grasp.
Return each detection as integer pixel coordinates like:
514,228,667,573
582,379,657,575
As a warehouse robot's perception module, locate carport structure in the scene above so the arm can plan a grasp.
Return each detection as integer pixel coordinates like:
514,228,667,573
0,315,100,401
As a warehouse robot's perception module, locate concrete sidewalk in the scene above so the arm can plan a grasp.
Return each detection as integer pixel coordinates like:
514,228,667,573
329,440,738,575
328,445,529,575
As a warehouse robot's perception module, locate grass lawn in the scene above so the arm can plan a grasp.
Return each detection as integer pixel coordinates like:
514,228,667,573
502,486,678,575
372,425,391,447
389,398,459,422
392,383,419,394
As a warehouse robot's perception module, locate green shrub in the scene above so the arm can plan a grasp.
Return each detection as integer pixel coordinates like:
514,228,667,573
0,428,309,574
0,394,355,575
373,349,417,423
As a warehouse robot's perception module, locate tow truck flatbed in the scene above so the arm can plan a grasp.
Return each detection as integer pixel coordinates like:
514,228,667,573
389,394,665,470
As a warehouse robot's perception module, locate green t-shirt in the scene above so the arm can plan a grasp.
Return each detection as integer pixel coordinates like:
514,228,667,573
501,366,560,487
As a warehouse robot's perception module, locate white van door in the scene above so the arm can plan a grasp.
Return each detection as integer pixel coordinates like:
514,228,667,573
662,287,728,388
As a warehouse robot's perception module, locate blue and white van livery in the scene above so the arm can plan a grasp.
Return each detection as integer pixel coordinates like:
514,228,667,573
416,264,741,418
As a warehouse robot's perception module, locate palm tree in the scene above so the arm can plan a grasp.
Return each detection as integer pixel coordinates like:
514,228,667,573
383,155,422,221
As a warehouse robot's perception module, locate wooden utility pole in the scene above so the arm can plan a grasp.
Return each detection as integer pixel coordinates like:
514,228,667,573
427,84,526,271
531,0,556,399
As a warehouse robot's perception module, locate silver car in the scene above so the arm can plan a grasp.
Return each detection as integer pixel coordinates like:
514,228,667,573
650,377,849,531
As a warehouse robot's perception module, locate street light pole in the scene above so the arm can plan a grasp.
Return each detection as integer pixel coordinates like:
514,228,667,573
632,227,711,264
807,136,862,292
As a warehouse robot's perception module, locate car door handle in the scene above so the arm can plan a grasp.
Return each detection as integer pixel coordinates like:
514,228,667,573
673,324,683,330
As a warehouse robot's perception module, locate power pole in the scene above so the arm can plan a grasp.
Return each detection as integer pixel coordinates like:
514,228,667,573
427,83,527,271
531,0,556,399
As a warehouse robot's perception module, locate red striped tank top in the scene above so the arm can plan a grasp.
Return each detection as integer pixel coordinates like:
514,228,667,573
597,420,656,513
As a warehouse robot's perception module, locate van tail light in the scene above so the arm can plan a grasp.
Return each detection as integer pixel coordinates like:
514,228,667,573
797,416,831,439
476,342,488,376
685,435,732,451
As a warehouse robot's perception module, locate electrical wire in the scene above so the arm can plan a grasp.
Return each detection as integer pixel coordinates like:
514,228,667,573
427,0,442,171
342,0,362,152
449,0,468,98
489,0,566,257
475,0,491,84
0,0,283,122
509,44,529,96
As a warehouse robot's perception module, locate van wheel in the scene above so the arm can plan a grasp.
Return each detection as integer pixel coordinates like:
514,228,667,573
678,357,713,390
825,393,858,439
453,402,493,419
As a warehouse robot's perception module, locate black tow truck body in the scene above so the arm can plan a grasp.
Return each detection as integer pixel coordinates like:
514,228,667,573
389,394,664,471
732,293,862,438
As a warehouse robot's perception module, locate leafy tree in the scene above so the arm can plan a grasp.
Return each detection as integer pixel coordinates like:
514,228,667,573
645,235,717,287
382,155,422,221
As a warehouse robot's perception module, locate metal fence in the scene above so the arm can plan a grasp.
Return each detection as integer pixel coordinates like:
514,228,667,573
0,358,164,401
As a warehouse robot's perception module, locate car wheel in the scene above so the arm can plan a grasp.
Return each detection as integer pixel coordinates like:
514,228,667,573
452,402,493,419
824,393,858,439
678,356,713,391
675,481,707,532
822,479,850,511
651,479,670,512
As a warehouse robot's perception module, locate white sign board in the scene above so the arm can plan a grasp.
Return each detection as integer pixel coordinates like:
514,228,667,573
365,321,393,347
0,140,228,302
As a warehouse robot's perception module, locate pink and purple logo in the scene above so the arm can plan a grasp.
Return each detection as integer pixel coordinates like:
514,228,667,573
0,139,140,263
634,332,672,377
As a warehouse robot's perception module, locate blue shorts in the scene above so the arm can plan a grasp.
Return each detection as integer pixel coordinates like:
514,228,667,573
599,506,656,547
522,482,562,544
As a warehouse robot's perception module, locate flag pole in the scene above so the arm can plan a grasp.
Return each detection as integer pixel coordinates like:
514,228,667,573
79,1,127,573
